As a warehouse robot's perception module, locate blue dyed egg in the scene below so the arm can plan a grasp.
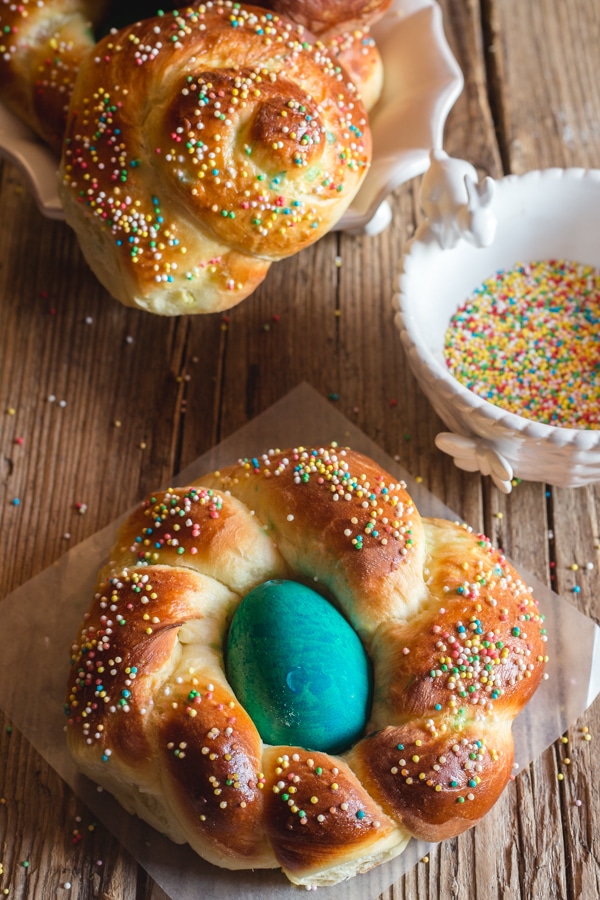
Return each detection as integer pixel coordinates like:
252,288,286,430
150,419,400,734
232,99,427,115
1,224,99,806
225,580,372,754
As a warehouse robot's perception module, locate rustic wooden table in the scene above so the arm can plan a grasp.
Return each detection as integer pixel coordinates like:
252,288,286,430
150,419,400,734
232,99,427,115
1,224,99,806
1,1,600,898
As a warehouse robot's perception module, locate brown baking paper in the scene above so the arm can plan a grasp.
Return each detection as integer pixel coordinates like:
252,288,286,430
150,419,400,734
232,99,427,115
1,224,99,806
1,383,598,899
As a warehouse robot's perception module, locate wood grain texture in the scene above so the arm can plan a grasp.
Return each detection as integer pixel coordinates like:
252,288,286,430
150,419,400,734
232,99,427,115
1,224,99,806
1,0,600,897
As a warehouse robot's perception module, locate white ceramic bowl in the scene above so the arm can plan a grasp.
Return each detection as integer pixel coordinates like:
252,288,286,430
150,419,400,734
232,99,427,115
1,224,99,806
394,166,600,493
0,0,462,234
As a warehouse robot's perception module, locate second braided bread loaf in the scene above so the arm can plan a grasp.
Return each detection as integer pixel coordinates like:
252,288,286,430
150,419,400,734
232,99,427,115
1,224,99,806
58,2,372,314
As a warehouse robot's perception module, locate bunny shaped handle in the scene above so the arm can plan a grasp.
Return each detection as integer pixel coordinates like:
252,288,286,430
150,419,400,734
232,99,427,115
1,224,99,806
420,149,497,250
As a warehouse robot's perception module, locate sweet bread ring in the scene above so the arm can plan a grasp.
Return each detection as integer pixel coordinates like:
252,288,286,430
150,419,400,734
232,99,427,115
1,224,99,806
65,445,547,886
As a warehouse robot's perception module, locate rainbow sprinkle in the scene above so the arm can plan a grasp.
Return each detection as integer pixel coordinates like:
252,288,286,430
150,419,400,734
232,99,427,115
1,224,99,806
444,260,600,429
235,445,415,555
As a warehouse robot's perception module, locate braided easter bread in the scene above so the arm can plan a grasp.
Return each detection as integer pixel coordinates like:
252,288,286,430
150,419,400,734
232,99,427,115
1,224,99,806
57,2,371,315
0,0,110,152
65,445,547,887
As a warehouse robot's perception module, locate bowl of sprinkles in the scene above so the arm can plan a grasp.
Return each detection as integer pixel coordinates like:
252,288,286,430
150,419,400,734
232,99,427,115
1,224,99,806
394,165,600,493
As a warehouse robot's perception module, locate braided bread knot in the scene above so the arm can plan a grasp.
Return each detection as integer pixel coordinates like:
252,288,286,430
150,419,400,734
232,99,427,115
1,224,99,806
57,2,372,314
66,446,547,886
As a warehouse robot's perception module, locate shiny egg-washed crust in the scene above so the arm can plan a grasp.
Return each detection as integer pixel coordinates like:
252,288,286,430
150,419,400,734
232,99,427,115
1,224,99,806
257,0,389,109
260,0,393,36
57,2,372,315
324,27,383,112
66,446,547,886
0,0,109,152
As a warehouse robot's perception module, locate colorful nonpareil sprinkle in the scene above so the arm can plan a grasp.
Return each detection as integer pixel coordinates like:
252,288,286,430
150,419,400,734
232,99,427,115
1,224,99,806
444,260,600,429
230,444,416,556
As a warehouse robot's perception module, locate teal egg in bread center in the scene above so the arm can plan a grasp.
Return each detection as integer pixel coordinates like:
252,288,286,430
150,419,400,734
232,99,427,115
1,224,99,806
225,580,372,754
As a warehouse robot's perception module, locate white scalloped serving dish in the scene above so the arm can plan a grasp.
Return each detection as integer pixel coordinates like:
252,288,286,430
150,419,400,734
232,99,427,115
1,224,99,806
0,0,462,234
394,167,600,493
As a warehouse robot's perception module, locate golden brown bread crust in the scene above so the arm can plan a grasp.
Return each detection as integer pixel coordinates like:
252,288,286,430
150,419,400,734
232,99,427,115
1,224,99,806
57,3,372,315
259,0,393,36
325,28,384,111
198,448,428,640
99,484,290,590
66,445,547,886
261,746,401,878
157,679,272,866
370,517,546,724
347,718,514,842
256,0,388,108
0,0,107,151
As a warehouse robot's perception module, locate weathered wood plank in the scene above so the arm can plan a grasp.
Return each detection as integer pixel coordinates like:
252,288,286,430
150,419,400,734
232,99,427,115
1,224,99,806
479,0,600,898
486,0,600,172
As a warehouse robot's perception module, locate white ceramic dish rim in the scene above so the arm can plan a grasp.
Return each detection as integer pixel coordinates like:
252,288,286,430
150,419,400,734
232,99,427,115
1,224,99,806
396,166,600,452
0,0,463,232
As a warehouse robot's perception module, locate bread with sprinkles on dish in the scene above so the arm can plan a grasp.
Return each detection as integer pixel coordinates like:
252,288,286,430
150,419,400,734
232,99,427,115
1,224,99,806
65,444,548,887
57,2,372,315
0,0,109,152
